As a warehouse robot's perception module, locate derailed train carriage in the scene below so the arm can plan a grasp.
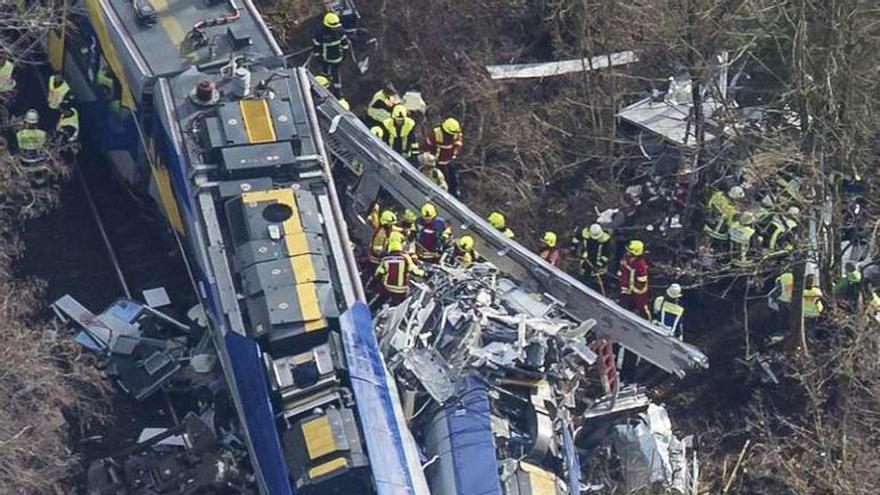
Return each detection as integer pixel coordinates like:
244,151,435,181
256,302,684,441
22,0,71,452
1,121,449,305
57,1,425,494
51,0,708,493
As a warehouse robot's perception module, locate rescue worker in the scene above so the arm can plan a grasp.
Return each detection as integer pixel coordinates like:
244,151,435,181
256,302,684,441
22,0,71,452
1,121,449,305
704,186,744,250
423,117,463,196
578,224,612,295
312,12,350,92
418,152,448,191
367,210,399,272
653,283,685,339
0,52,15,96
415,203,451,263
382,105,419,159
832,263,862,310
315,74,332,90
47,71,72,119
370,126,385,140
56,104,79,144
538,231,561,267
617,239,650,319
488,211,515,239
770,271,793,333
338,98,351,111
15,109,47,164
373,234,425,307
727,211,757,268
367,83,399,126
398,208,418,241
761,206,799,255
442,235,476,268
803,274,825,335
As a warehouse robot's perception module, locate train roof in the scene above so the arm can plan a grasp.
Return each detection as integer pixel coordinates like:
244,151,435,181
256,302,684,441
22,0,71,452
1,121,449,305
97,0,280,78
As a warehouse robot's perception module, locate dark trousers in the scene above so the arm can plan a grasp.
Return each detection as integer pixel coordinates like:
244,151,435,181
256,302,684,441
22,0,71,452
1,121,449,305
441,162,460,197
320,60,342,94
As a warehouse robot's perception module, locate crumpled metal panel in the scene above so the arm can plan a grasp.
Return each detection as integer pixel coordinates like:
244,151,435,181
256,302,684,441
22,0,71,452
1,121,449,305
339,303,422,495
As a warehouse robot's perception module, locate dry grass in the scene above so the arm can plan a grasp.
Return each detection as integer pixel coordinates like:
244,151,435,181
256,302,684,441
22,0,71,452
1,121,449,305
0,116,109,492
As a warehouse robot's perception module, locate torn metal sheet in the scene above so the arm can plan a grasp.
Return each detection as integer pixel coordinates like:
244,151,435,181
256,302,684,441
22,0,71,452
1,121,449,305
617,96,724,146
487,51,638,80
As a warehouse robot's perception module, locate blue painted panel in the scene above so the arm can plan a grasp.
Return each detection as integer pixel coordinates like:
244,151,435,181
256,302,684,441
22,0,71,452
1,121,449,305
448,376,502,495
340,303,416,495
225,331,294,495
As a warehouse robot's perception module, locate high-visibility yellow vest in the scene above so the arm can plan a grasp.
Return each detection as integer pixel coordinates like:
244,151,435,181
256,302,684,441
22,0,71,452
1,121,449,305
728,223,755,266
16,128,47,151
803,287,824,318
0,60,14,92
776,272,793,304
47,75,71,110
367,89,398,123
382,117,417,156
653,295,685,336
56,108,80,142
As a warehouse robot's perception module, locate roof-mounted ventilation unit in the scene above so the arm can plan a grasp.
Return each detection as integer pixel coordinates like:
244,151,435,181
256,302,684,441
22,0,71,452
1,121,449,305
132,0,157,27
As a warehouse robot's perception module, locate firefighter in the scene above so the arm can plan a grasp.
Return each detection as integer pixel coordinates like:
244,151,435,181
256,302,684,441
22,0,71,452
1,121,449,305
538,231,560,267
382,105,419,159
418,152,448,191
367,210,399,272
727,211,757,268
0,52,15,96
653,283,685,339
803,273,825,335
398,208,418,241
769,271,793,333
832,263,863,310
16,109,47,164
47,71,72,118
488,211,514,239
761,206,799,255
373,234,425,307
442,235,476,268
579,224,612,295
312,12,350,93
423,117,463,196
703,185,744,249
56,104,79,144
617,239,650,319
367,83,399,126
415,203,451,262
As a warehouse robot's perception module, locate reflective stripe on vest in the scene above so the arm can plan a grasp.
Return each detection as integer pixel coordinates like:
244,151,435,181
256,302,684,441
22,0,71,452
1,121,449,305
57,108,80,141
369,226,391,262
48,76,71,109
653,296,684,333
417,221,443,259
17,129,47,151
383,117,416,154
0,61,14,92
382,255,409,293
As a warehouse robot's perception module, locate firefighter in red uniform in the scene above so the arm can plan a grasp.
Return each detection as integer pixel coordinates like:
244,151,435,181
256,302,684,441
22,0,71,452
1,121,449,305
617,239,651,319
423,118,463,196
415,203,451,263
373,233,425,308
367,210,399,273
538,231,561,267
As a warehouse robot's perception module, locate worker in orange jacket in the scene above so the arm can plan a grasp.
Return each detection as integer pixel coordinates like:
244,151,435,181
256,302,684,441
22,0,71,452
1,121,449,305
423,117,463,196
617,239,651,319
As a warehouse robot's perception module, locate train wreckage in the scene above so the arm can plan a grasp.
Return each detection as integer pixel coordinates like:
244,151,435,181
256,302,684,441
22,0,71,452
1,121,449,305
46,0,708,493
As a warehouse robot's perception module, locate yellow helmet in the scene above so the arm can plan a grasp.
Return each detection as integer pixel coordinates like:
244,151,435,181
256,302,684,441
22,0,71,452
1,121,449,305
458,235,474,251
421,203,437,220
626,239,644,256
403,209,417,223
488,211,506,230
370,126,384,139
442,117,461,134
541,231,558,248
387,236,404,253
323,12,342,28
392,105,408,120
315,75,331,88
380,210,397,226
339,98,351,111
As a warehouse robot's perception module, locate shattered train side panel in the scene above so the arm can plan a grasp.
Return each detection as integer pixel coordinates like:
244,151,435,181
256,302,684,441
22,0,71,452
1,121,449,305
423,376,502,495
310,79,708,377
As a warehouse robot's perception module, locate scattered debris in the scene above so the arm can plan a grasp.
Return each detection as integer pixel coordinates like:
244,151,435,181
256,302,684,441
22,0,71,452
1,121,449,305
486,51,638,80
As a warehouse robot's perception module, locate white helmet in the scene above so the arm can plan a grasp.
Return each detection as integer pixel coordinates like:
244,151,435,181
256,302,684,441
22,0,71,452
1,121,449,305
666,283,682,299
589,223,604,240
727,186,745,200
24,109,39,125
787,206,800,216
